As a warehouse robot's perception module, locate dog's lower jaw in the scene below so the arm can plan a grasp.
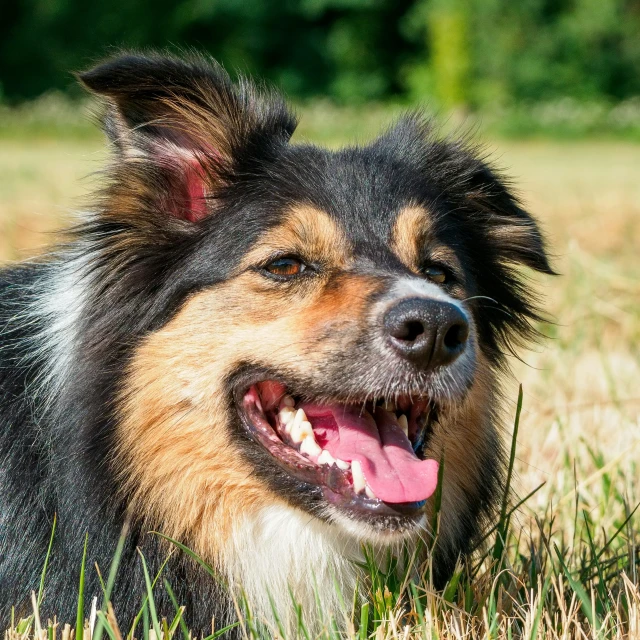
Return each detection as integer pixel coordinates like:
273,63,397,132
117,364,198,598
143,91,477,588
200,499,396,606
220,503,424,634
324,505,429,545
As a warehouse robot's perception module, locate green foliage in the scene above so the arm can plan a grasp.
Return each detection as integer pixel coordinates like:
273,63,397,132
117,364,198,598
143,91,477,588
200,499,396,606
1,0,639,108
427,0,471,108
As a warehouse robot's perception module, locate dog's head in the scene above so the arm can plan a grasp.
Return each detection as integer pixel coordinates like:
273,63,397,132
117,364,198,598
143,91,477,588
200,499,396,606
77,53,552,554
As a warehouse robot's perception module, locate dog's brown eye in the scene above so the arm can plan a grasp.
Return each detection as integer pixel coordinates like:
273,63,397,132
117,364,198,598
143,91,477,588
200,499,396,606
423,266,447,284
264,257,307,278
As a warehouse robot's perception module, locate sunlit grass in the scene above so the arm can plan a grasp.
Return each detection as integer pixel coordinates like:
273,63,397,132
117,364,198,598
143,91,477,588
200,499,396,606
1,118,639,638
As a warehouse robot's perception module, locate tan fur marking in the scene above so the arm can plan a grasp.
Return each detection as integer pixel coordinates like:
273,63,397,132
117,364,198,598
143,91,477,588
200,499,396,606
391,205,433,272
298,273,383,333
392,206,465,287
240,204,351,271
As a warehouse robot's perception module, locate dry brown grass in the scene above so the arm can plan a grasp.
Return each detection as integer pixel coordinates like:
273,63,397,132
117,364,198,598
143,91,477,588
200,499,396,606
1,130,639,638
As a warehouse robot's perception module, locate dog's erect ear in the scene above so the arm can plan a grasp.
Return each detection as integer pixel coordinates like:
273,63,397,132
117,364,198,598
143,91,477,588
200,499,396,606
79,53,297,222
464,162,554,275
459,157,556,356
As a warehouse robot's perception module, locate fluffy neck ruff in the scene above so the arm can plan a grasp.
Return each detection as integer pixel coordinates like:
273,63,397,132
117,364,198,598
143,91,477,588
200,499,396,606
220,504,418,634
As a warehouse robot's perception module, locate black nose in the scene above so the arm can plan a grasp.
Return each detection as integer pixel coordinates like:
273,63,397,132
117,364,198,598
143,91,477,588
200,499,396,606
383,297,469,369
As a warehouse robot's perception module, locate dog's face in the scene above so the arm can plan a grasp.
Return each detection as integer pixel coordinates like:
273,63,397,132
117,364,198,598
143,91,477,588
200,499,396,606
77,54,552,559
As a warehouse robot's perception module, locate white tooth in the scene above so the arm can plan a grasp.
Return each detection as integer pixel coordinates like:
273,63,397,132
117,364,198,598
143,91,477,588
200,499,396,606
397,414,408,436
317,450,336,466
291,418,313,444
300,437,322,459
335,458,351,471
289,408,306,440
365,484,377,500
351,460,366,494
281,395,295,408
279,407,296,429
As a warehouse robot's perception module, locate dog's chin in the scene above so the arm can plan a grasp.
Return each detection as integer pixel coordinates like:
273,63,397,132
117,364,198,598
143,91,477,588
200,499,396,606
323,502,429,545
233,374,449,536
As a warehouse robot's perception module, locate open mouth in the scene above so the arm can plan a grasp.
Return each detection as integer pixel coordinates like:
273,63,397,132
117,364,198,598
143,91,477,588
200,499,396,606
238,380,439,519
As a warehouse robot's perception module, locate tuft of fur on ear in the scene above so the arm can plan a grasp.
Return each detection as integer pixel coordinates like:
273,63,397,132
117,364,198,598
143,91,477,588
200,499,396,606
463,163,555,276
79,52,297,222
461,156,557,360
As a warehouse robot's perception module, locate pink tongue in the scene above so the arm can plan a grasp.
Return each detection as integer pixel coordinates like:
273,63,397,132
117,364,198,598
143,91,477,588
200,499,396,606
302,404,439,504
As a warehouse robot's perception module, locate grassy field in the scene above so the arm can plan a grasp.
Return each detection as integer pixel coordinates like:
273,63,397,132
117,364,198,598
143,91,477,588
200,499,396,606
1,119,639,638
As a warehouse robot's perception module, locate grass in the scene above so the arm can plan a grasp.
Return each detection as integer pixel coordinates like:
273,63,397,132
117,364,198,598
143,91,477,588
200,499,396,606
1,111,639,638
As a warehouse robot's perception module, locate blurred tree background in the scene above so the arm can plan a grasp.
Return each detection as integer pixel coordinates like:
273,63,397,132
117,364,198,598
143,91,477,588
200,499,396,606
2,0,640,109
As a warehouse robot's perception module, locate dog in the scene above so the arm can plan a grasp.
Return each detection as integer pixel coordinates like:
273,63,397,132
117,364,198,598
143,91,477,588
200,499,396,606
0,52,552,635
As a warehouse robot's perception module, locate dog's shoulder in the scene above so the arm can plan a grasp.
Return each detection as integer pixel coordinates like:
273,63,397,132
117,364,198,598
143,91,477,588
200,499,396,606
0,263,45,366
0,264,50,442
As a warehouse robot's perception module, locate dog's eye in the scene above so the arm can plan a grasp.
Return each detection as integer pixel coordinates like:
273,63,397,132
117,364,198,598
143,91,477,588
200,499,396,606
423,266,447,284
263,256,307,278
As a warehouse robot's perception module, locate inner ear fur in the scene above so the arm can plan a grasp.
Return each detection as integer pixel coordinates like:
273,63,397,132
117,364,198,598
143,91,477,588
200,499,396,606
79,52,297,221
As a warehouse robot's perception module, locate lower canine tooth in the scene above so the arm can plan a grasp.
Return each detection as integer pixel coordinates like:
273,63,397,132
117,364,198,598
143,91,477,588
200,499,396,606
300,437,322,459
397,414,408,436
281,395,295,408
317,450,336,466
351,460,366,494
365,484,377,500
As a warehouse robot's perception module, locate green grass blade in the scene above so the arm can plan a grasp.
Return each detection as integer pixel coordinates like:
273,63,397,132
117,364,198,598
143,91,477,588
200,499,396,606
202,622,240,640
267,589,286,639
350,575,360,630
473,482,546,552
164,579,190,640
288,586,311,640
150,532,223,584
431,450,446,550
75,534,89,640
142,602,149,640
358,602,369,640
581,511,610,616
330,569,347,616
95,612,119,640
493,384,523,565
410,583,425,627
37,513,57,607
596,501,639,563
93,522,129,640
443,565,462,603
137,549,163,640
127,553,173,640
553,543,601,628
167,610,182,637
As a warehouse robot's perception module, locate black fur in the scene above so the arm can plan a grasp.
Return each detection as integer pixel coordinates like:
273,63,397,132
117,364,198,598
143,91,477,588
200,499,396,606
0,52,552,634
